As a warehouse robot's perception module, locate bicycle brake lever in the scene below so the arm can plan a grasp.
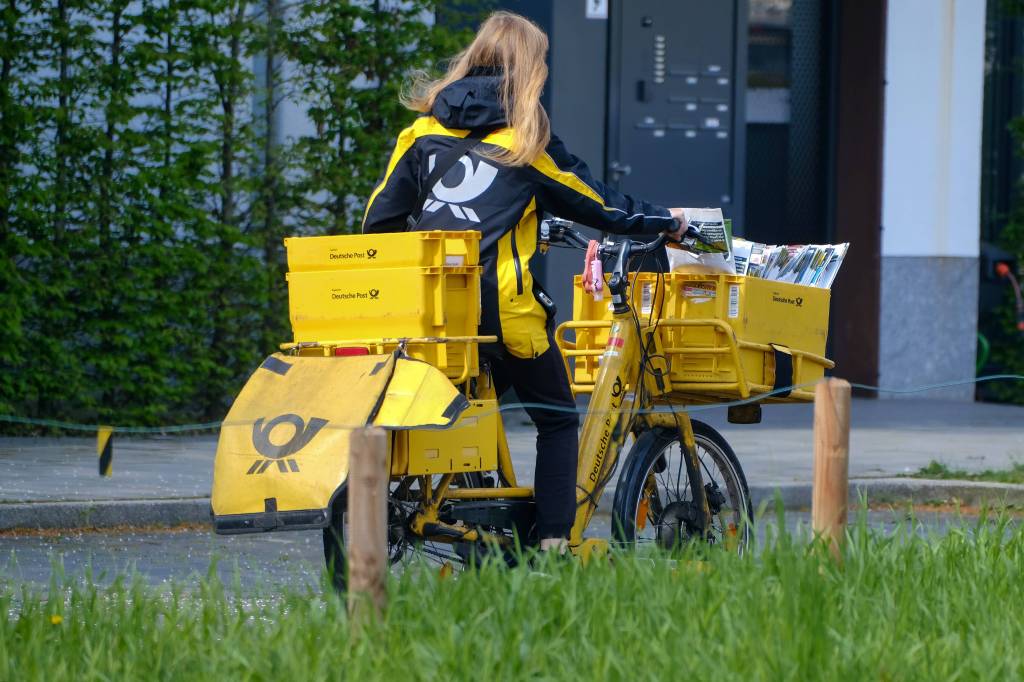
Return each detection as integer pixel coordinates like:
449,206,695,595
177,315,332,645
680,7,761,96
539,219,551,254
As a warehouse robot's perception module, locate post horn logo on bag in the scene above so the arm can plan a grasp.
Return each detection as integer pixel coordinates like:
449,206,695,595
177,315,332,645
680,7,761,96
247,414,328,475
424,153,498,223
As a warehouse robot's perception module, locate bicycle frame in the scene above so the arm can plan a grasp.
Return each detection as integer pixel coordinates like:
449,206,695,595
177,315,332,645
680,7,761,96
398,308,710,556
563,311,710,547
397,232,715,554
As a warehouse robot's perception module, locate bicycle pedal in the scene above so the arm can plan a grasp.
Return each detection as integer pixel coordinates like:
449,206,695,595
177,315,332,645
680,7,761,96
569,538,610,565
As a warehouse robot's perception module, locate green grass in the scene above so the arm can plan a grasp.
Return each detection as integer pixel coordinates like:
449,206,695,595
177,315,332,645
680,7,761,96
910,459,1024,484
2,515,1024,680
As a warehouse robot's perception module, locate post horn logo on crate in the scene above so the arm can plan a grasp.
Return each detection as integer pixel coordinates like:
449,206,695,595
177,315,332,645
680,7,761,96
247,413,328,475
424,153,498,223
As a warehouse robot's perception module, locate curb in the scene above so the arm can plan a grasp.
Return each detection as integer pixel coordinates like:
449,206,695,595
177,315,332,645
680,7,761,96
748,478,1024,510
595,477,1024,516
3,478,1023,531
0,498,211,531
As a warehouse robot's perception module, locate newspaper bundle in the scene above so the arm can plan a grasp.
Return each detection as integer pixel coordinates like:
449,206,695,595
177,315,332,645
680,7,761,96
662,207,849,289
664,208,735,274
732,239,848,289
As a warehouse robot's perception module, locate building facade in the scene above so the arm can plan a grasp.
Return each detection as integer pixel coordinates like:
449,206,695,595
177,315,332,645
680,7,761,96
499,0,990,400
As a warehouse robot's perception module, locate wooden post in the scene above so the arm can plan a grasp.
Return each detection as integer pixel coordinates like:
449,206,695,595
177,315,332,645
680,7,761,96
812,378,851,558
347,427,388,626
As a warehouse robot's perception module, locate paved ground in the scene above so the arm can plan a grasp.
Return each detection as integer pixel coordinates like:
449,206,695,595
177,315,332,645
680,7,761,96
0,510,1001,592
2,398,1021,505
3,397,1020,590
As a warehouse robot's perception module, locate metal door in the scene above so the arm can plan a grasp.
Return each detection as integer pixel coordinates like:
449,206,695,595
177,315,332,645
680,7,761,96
607,0,743,217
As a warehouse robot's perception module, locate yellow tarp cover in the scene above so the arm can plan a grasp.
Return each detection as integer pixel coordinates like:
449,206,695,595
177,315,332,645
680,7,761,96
372,357,469,430
212,352,465,518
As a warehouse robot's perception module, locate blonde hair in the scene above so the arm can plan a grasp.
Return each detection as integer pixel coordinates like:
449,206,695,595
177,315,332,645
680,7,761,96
402,11,550,167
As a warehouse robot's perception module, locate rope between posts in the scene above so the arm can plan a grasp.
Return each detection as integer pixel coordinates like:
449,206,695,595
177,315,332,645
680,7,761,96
0,374,1020,436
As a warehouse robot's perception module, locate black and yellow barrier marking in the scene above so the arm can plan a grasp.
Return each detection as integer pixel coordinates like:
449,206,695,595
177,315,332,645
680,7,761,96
97,426,113,477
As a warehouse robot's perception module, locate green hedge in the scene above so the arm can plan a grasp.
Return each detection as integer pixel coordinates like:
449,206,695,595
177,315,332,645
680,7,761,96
983,207,1024,406
980,1,1024,405
0,0,480,429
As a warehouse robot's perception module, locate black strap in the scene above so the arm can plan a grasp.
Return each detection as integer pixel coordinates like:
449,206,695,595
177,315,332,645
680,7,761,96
406,129,489,230
771,344,794,398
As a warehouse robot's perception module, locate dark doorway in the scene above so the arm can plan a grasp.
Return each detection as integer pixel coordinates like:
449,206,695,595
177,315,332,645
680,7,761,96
744,0,832,245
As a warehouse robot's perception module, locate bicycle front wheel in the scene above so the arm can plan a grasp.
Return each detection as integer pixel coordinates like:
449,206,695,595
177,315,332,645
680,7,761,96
611,421,753,553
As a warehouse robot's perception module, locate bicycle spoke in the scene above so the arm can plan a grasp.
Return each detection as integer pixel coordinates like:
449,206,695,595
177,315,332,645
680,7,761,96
627,429,750,554
410,543,464,565
673,442,686,503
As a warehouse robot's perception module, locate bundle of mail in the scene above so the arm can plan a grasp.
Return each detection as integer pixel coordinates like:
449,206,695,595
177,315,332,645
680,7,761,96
664,208,848,289
664,208,736,275
733,239,848,289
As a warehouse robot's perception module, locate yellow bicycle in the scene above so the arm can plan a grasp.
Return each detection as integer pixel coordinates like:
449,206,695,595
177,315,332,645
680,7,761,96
325,227,752,587
212,224,832,590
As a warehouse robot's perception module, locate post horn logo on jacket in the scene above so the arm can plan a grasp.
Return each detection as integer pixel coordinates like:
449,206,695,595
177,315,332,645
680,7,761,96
363,73,675,359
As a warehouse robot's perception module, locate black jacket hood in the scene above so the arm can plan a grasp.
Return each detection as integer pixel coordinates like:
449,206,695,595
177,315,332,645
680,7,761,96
431,75,507,130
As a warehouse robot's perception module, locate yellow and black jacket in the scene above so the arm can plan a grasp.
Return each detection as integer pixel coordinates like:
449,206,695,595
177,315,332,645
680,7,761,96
363,74,675,359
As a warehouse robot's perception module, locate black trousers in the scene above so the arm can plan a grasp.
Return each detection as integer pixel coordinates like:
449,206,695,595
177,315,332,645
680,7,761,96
482,330,579,539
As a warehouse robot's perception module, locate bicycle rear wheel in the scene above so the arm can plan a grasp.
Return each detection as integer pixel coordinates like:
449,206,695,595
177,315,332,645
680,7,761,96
322,472,487,593
611,421,753,553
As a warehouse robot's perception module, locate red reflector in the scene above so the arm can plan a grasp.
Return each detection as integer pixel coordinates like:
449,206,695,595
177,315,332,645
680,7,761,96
334,347,370,357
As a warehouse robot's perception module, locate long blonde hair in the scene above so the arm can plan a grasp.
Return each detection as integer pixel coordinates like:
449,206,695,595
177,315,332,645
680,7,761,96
403,11,551,167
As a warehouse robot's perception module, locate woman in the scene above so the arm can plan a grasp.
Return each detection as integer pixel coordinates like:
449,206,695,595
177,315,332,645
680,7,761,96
363,11,686,552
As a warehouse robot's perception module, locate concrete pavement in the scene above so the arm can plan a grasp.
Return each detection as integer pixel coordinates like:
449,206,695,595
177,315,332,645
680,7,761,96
0,510,1001,590
1,397,1022,529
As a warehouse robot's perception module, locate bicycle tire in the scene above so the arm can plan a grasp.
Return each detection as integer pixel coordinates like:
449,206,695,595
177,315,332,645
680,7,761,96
611,421,753,553
322,471,487,593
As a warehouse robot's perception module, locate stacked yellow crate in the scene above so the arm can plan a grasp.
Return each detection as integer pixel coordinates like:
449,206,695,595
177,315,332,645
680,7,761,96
283,231,484,380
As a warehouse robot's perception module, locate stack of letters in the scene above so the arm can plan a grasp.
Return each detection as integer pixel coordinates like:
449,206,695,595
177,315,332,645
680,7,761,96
664,208,849,289
732,239,848,289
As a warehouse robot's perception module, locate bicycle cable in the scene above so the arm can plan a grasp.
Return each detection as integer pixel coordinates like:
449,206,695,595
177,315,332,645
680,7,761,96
576,246,670,513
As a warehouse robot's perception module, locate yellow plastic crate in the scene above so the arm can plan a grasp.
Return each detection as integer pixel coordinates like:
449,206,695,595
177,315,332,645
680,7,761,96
658,274,830,400
564,272,833,402
390,400,498,476
286,264,481,379
284,231,480,272
569,273,666,385
287,266,480,340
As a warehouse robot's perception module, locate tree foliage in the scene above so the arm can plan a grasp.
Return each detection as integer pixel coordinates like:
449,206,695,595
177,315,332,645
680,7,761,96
0,0,481,429
984,117,1024,404
982,2,1024,405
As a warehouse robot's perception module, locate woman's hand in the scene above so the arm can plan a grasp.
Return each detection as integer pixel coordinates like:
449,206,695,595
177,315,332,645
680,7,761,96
667,208,688,240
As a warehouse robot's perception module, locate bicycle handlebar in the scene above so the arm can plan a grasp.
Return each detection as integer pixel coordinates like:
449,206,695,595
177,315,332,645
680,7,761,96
541,216,729,310
540,216,737,317
541,218,682,262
